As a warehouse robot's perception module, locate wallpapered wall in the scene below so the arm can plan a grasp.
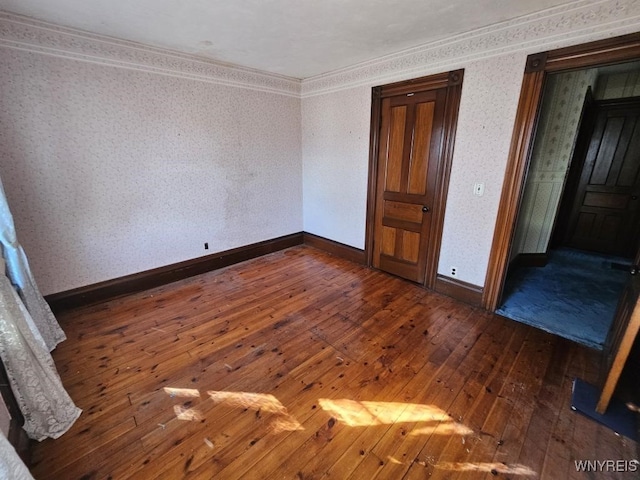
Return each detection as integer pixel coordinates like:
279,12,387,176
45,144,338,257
301,54,527,286
300,1,640,287
0,47,302,295
512,69,597,256
596,70,640,99
2,1,640,295
302,86,371,248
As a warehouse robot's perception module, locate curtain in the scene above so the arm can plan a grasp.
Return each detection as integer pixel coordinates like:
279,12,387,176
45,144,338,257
0,258,81,440
0,176,81,440
0,432,34,480
0,179,66,352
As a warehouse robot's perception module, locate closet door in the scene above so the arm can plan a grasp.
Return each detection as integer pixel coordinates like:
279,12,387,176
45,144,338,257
372,89,447,284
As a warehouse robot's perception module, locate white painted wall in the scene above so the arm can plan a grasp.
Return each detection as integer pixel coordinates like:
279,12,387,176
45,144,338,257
0,48,302,295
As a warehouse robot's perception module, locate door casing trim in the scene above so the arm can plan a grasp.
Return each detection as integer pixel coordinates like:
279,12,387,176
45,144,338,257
483,32,640,311
365,70,464,290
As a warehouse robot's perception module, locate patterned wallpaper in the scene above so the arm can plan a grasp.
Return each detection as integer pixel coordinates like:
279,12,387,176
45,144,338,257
302,86,371,247
438,53,527,284
302,2,640,288
3,2,640,293
595,70,640,99
0,49,302,295
512,69,597,256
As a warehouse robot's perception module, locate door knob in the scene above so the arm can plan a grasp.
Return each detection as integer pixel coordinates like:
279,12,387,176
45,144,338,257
422,206,430,213
631,265,639,275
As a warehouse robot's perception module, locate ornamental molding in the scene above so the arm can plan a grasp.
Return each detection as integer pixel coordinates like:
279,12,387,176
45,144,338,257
0,11,301,97
2,2,640,99
302,0,640,97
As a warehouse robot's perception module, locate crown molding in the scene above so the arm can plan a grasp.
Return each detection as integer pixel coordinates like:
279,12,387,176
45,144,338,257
2,2,640,100
0,11,301,97
301,0,640,97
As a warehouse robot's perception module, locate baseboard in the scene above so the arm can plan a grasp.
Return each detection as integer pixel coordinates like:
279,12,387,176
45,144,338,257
434,274,483,307
43,232,485,312
303,232,366,264
45,232,304,312
510,252,548,270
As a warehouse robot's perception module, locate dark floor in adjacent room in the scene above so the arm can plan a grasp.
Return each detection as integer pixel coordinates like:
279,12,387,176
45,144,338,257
496,248,630,350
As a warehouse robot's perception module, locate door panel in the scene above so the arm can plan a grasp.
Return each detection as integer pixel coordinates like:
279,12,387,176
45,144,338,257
407,102,435,195
385,106,407,193
373,89,446,283
565,98,640,257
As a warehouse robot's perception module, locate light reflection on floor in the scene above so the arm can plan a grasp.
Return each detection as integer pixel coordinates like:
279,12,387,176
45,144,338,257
163,389,474,437
207,390,304,433
435,462,537,476
410,422,474,436
160,388,533,475
207,391,290,415
163,387,200,398
318,398,471,435
173,404,204,421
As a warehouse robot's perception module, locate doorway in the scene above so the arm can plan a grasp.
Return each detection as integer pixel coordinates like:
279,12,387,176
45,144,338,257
484,33,640,350
365,70,464,289
496,61,640,349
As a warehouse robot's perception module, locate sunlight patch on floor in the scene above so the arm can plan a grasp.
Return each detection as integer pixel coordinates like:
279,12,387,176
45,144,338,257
436,462,537,476
410,422,473,436
163,389,473,437
208,391,288,414
318,398,470,435
174,404,204,421
207,390,304,433
163,387,201,398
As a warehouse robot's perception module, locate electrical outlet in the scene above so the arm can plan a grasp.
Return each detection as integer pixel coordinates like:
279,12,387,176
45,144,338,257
451,266,457,276
204,242,209,250
473,183,485,196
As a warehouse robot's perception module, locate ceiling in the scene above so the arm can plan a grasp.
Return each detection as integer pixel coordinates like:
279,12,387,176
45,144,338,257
0,0,579,79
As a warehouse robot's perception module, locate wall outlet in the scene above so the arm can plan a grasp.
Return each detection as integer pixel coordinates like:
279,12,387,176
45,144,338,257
473,183,485,196
451,266,457,276
204,242,209,250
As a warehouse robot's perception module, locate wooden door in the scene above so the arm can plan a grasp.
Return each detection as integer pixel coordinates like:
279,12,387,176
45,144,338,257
596,267,640,413
372,89,447,283
565,98,640,257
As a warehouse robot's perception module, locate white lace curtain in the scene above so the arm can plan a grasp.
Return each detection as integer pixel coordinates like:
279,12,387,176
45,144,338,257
0,176,81,442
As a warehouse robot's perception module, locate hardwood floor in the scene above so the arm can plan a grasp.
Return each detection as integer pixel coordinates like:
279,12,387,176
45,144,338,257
30,246,638,479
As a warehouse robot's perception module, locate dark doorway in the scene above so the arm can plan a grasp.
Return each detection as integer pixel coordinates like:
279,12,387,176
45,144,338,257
496,60,640,349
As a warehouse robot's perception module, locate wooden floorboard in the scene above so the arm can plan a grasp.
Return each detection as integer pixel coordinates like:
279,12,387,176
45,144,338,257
29,246,638,479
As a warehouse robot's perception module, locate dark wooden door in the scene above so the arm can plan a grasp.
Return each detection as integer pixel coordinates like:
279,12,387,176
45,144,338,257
565,98,640,257
372,89,447,283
